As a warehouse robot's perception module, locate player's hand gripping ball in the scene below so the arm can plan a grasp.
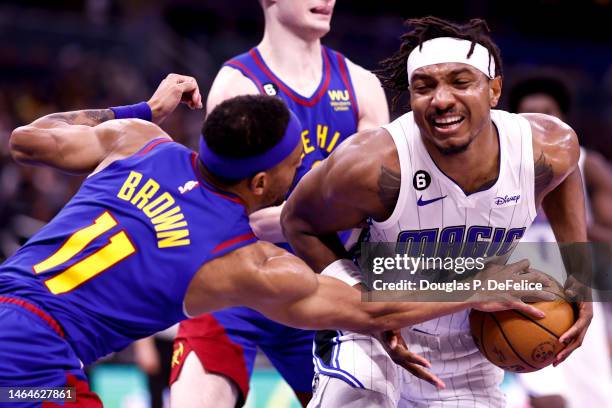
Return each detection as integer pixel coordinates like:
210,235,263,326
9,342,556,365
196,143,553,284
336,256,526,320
469,279,576,373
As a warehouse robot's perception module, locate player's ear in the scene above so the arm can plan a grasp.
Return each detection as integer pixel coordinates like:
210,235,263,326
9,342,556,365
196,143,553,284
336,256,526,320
489,76,502,108
249,172,267,196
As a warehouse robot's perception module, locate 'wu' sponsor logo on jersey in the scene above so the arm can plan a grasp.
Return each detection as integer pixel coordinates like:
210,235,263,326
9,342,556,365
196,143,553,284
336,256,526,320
494,194,520,206
327,89,351,112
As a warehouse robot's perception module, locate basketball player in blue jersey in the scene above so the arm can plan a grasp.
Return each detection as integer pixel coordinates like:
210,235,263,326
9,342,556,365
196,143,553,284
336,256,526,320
170,1,389,407
0,74,518,407
283,17,594,407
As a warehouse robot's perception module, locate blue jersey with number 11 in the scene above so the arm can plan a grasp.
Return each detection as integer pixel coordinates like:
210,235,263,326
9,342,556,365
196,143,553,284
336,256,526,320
0,139,257,365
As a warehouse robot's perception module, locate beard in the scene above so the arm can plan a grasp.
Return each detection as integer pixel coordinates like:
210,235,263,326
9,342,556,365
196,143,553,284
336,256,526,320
437,139,473,156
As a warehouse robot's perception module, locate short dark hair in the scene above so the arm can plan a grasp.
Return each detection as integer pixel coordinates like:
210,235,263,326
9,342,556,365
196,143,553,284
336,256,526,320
376,16,503,109
508,77,571,115
202,94,289,159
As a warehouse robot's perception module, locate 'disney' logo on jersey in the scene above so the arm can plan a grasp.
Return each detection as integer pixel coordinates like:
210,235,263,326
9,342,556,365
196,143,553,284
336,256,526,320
327,89,351,112
494,194,521,206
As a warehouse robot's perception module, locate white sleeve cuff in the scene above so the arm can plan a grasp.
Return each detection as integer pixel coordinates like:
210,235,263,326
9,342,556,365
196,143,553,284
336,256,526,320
320,259,363,287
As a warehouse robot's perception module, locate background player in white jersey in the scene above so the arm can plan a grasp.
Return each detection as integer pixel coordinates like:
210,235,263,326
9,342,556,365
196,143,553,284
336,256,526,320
282,17,594,407
170,1,389,407
509,76,612,408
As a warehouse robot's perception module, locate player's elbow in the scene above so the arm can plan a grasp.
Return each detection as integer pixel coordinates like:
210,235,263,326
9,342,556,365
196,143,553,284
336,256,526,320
9,126,42,164
280,198,305,241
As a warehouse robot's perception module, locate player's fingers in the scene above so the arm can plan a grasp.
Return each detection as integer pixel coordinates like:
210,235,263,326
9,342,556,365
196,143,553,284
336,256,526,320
383,329,403,350
508,259,530,274
388,335,397,349
523,270,555,288
404,352,432,368
554,319,589,366
558,314,589,345
558,325,579,348
177,77,198,94
520,290,555,304
553,337,580,366
391,345,432,368
401,363,445,390
196,91,203,109
190,87,203,109
510,301,545,319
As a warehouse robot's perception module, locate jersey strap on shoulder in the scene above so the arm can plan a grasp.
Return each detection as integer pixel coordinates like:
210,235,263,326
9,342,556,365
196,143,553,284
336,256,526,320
212,232,257,256
224,51,266,94
327,47,360,123
134,138,173,157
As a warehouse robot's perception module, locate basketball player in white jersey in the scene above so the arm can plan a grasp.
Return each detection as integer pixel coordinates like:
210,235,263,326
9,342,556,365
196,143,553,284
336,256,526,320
509,77,612,408
170,1,389,407
282,17,594,407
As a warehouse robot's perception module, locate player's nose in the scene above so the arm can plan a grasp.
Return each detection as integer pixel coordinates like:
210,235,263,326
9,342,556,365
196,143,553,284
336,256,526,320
430,84,455,111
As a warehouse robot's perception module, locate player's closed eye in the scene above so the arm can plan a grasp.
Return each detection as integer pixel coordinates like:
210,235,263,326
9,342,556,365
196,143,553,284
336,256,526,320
413,83,433,93
453,79,471,88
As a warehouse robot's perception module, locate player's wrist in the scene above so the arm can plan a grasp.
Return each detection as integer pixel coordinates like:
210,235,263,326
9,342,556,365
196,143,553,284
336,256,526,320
109,102,152,122
321,259,363,287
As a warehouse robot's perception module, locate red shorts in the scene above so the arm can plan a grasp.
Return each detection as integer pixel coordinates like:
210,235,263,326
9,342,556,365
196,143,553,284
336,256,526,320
170,314,250,405
170,308,315,406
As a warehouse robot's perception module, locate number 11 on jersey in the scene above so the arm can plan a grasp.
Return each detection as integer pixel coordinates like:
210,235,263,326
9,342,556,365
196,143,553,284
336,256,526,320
33,212,136,295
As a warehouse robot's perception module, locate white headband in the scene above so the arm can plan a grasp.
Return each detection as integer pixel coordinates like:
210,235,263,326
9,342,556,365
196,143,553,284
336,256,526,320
406,37,496,84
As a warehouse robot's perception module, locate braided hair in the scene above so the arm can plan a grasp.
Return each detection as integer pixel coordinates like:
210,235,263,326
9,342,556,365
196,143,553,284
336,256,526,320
377,17,503,109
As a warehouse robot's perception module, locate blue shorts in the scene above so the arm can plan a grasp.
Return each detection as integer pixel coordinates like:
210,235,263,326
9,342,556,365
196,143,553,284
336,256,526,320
172,307,314,403
0,296,102,407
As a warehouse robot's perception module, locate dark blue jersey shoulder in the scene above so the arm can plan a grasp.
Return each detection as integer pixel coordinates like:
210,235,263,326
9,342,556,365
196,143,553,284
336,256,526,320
0,139,257,364
224,46,360,183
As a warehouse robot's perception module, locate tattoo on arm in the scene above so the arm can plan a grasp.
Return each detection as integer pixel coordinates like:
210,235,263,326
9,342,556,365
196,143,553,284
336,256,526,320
47,109,114,127
534,151,554,199
378,165,401,214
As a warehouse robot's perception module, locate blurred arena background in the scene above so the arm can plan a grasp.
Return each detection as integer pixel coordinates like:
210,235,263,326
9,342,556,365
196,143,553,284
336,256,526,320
0,1,610,407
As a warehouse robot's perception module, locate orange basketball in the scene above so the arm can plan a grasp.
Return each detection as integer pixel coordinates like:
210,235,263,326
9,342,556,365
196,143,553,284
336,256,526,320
469,298,576,373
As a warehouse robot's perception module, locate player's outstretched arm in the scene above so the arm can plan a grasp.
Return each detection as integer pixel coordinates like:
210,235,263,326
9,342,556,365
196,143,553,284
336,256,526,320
9,73,202,174
186,242,553,332
187,240,466,331
9,109,122,173
525,113,593,366
253,271,552,332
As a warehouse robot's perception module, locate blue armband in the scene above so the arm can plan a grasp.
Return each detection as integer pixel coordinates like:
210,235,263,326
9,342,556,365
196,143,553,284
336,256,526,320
109,102,152,121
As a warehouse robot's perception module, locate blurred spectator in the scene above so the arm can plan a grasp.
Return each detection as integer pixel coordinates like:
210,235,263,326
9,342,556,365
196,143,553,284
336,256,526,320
510,75,612,408
508,76,612,242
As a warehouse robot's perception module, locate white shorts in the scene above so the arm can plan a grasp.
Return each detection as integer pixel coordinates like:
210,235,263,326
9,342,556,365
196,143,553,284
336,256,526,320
310,312,505,407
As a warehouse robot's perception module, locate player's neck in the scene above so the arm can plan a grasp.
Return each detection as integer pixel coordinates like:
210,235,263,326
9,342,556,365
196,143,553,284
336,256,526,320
257,25,323,96
424,122,500,194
